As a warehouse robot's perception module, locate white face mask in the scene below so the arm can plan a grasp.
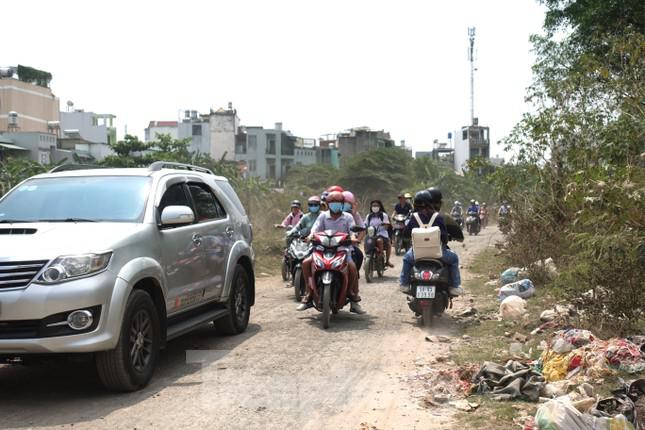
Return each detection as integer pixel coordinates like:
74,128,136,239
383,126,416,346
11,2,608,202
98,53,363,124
371,206,380,213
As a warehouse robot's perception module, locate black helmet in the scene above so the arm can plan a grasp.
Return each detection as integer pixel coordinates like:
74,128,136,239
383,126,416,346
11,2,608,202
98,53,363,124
427,187,443,205
413,190,433,209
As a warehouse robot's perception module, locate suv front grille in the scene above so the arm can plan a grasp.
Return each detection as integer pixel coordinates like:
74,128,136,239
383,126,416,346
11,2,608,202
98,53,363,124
0,260,48,290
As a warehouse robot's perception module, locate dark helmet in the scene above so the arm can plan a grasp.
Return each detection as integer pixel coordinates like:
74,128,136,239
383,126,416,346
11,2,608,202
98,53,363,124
291,200,301,208
413,190,433,209
426,187,443,205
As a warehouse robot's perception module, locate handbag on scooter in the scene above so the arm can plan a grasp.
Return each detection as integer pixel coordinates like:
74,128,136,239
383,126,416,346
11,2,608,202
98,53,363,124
411,212,442,259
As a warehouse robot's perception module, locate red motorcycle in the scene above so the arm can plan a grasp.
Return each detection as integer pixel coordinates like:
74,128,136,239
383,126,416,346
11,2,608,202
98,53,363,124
310,229,358,329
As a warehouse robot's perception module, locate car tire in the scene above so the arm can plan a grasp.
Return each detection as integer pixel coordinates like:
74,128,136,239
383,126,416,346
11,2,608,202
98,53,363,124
214,265,251,335
96,289,161,392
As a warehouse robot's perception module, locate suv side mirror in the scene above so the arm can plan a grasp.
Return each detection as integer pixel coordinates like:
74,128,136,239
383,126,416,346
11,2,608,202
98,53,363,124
160,205,195,227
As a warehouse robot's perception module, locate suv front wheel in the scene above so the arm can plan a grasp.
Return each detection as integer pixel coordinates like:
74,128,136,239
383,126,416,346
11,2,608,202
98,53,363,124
96,290,161,391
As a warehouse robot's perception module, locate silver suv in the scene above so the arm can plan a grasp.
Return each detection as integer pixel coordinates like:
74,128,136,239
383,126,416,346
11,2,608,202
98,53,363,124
0,162,255,391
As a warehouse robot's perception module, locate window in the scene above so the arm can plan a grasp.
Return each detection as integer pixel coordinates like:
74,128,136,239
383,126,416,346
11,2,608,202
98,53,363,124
188,183,226,222
267,159,276,179
281,134,295,156
235,142,247,154
266,134,276,154
159,183,191,215
247,135,257,152
462,129,467,140
192,125,202,136
249,160,256,172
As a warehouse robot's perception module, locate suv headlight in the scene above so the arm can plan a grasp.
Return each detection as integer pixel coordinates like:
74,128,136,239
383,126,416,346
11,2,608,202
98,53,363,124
38,252,112,284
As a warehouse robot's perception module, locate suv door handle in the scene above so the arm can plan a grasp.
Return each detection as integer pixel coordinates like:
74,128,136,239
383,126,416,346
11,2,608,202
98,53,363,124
192,233,203,245
225,226,234,238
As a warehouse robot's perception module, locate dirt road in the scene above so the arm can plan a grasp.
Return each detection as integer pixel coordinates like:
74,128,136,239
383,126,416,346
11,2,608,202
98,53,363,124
0,227,501,430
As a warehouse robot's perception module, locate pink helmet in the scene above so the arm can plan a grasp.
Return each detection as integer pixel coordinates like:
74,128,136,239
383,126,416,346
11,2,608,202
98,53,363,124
342,191,355,205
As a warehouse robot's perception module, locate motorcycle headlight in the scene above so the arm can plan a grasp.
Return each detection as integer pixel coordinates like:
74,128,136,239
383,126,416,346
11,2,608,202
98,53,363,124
38,252,112,284
329,236,341,247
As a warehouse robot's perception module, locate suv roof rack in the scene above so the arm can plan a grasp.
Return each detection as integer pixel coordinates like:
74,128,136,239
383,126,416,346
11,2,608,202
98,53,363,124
148,161,214,175
49,164,104,173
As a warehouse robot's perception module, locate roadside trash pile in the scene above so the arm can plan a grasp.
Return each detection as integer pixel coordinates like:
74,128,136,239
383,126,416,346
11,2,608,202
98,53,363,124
522,378,645,430
472,360,545,401
406,364,481,410
539,329,645,382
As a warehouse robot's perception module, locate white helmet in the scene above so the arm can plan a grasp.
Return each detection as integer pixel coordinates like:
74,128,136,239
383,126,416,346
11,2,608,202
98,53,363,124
475,201,480,205
454,201,459,206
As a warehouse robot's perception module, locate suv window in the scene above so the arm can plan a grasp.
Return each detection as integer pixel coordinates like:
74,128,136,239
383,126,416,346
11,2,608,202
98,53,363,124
188,183,226,222
217,180,246,216
159,183,191,214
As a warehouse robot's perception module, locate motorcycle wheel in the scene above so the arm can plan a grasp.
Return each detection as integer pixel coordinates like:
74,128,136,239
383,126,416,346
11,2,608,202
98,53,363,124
293,268,304,301
421,305,433,327
321,284,331,329
377,255,384,278
281,260,289,281
395,236,402,256
364,256,373,283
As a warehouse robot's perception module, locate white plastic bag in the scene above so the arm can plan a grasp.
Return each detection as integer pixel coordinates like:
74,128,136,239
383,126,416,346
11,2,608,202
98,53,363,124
499,296,527,320
498,279,535,300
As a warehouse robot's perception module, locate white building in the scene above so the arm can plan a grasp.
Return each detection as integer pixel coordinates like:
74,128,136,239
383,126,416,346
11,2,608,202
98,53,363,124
209,104,239,161
453,118,490,172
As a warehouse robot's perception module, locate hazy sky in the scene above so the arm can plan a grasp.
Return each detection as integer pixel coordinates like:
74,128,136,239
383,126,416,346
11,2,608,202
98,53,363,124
5,0,545,157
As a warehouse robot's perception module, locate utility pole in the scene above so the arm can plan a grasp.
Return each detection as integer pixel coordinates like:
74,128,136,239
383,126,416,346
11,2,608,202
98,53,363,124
468,27,476,125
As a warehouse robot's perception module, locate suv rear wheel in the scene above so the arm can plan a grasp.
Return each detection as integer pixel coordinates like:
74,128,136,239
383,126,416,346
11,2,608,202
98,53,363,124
96,290,161,391
214,265,251,335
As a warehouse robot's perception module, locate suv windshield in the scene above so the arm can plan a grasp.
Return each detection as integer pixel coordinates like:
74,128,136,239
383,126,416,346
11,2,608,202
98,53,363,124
0,176,151,223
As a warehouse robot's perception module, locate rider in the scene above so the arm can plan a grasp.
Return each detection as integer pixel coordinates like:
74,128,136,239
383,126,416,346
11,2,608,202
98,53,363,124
287,196,322,238
365,199,394,268
343,190,365,272
399,190,463,296
296,191,365,314
479,202,489,227
498,200,511,217
428,187,464,244
393,192,413,216
467,199,480,227
276,200,303,229
450,201,463,218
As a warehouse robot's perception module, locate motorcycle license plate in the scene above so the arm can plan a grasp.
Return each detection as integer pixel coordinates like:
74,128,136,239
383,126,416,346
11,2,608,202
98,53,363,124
416,286,435,299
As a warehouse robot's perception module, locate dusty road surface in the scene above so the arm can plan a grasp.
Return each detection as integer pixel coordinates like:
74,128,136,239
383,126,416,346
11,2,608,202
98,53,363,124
1,227,501,430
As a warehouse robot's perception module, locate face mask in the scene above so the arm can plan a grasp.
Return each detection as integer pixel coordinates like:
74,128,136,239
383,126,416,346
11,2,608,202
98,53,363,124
328,202,343,213
343,202,352,212
371,206,380,214
308,204,320,213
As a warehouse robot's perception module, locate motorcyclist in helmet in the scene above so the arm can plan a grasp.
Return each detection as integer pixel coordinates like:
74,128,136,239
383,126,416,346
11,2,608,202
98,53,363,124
343,190,365,272
297,191,365,314
450,201,463,218
287,196,322,238
275,200,303,229
427,187,464,243
498,200,510,217
399,189,463,296
467,199,480,227
365,199,394,268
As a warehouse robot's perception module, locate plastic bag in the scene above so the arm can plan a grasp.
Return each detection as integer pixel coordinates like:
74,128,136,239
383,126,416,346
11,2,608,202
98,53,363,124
550,329,596,353
499,295,527,320
500,267,528,285
498,279,536,300
535,399,635,430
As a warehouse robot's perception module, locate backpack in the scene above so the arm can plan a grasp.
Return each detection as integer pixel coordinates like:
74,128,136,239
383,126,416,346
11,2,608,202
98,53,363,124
411,212,442,259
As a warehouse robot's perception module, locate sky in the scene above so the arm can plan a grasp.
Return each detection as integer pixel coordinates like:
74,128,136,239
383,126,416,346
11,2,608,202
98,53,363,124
5,0,546,158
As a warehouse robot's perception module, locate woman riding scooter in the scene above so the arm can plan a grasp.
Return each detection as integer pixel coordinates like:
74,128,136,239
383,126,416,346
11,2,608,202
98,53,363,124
364,200,394,268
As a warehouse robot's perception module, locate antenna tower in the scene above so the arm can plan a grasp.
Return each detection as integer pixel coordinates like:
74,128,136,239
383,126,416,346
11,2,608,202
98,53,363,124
468,27,476,125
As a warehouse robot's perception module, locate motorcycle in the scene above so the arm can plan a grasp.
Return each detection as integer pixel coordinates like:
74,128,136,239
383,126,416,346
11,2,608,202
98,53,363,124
287,236,313,301
364,226,385,283
392,213,411,256
498,212,511,234
466,212,480,236
404,258,452,327
310,228,359,329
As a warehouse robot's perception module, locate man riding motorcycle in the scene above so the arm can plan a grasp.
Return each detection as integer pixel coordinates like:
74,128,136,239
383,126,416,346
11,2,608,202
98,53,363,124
393,192,413,216
450,201,463,217
297,191,365,314
498,201,511,217
365,199,394,268
399,190,463,296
